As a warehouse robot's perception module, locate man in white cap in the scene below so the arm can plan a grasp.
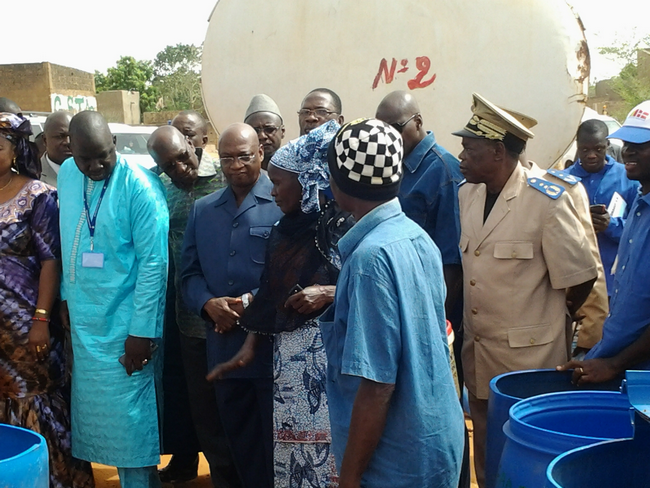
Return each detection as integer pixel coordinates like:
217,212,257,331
559,100,650,383
244,94,284,170
322,119,464,488
453,93,598,488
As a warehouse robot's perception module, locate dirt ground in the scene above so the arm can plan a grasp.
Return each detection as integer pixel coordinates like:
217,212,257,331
94,420,479,487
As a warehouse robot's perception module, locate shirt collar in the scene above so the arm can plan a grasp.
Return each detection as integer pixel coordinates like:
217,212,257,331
403,131,435,173
338,198,402,260
214,171,274,207
637,187,650,207
45,153,61,174
575,155,615,176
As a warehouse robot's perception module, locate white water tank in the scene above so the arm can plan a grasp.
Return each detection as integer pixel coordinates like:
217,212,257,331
202,0,589,168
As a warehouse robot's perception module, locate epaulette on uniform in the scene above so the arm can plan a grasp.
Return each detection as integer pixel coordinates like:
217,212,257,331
527,177,565,200
546,168,581,186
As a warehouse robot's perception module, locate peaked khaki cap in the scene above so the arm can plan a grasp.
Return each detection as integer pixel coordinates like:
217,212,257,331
453,93,535,153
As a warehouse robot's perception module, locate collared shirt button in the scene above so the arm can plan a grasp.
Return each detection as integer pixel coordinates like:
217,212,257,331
232,222,239,228
471,308,478,315
474,335,480,342
470,279,476,286
229,250,236,256
511,251,517,258
474,250,481,257
629,239,633,244
530,338,535,345
228,279,234,286
622,265,625,270
263,231,269,237
637,212,642,217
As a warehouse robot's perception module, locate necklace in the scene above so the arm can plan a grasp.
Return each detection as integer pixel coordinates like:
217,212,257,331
0,174,13,191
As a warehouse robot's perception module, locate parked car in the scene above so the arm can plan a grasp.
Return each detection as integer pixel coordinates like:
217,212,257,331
22,114,159,170
109,123,159,170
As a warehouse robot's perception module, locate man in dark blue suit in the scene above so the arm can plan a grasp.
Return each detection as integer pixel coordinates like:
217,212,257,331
181,123,283,488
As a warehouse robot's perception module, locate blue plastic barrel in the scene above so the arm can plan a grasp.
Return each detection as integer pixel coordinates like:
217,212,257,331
496,391,634,488
486,369,621,488
546,435,650,488
0,423,49,488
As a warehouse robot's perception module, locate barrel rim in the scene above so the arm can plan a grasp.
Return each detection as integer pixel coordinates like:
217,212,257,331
489,368,571,402
545,437,634,488
0,424,46,464
504,391,634,453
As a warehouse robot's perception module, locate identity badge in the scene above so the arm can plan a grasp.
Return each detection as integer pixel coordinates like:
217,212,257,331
82,252,105,268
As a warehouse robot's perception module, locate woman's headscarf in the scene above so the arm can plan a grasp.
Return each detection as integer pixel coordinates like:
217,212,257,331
269,119,339,214
0,112,40,179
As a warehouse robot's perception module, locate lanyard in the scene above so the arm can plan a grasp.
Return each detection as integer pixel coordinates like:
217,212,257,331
83,176,111,251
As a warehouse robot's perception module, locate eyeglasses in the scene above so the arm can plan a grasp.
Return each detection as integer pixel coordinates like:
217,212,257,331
297,108,338,118
391,113,419,133
220,153,257,165
252,126,281,136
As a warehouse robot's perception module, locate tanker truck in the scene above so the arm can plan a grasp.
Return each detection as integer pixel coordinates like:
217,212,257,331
201,0,590,169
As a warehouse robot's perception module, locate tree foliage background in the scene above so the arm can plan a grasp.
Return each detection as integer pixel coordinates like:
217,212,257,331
95,56,159,115
152,44,203,112
95,44,203,119
599,35,650,120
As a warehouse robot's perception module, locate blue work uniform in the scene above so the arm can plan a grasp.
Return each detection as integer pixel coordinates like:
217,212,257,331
587,190,650,369
320,199,464,488
567,156,639,293
398,131,463,265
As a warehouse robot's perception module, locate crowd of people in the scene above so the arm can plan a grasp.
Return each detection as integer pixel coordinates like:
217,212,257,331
0,86,649,488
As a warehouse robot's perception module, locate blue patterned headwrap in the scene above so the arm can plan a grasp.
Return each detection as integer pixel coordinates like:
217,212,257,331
269,120,339,214
0,112,40,179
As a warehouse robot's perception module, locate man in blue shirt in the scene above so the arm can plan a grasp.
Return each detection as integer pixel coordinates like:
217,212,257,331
375,91,463,315
566,119,639,294
559,100,650,383
376,90,468,488
181,123,283,488
321,119,464,488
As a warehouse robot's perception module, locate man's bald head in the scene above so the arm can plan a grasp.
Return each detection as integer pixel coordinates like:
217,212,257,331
148,125,186,156
376,91,425,157
43,111,73,164
148,125,200,188
218,123,260,152
44,111,73,133
218,123,263,194
376,91,419,121
0,97,21,114
69,111,117,181
172,110,209,149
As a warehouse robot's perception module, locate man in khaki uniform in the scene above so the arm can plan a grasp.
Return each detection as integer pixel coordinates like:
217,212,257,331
503,108,609,353
454,94,598,488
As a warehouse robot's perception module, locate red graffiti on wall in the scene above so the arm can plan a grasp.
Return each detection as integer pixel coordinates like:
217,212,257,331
372,56,437,90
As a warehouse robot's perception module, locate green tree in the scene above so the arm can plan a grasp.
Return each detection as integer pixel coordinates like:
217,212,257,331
152,44,203,111
95,56,159,116
600,36,650,120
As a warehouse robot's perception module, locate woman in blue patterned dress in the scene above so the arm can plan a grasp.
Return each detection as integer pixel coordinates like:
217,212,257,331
0,113,94,488
209,121,353,487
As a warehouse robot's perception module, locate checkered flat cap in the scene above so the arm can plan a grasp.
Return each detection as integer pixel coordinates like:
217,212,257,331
328,118,403,201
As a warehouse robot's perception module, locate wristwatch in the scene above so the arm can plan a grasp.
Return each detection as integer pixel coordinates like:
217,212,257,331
241,293,250,309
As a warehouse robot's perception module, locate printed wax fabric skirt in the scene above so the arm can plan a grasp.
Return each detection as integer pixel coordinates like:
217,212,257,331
273,321,338,487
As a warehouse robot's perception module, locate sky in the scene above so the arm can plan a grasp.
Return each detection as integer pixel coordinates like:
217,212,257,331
3,0,650,82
